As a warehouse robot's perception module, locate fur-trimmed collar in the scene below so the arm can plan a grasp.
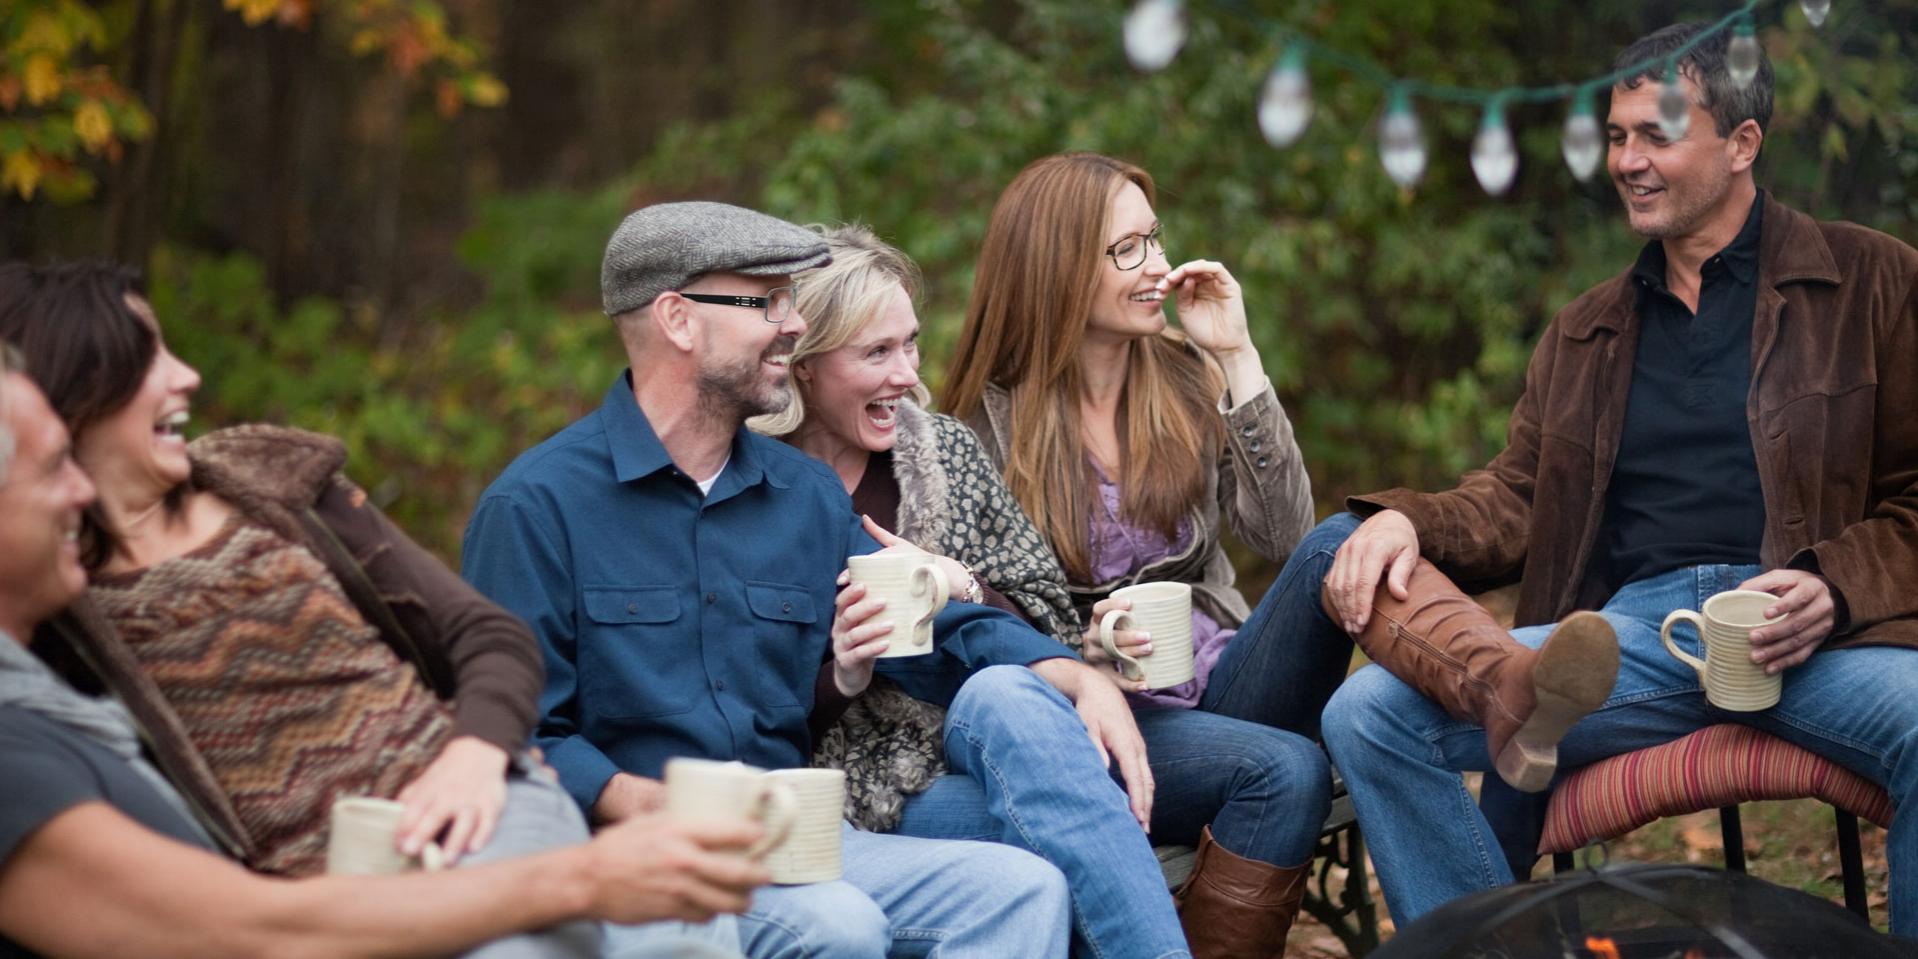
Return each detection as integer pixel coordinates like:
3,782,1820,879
189,424,347,513
889,399,950,548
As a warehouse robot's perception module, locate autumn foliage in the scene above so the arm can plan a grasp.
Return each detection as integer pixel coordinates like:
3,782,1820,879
0,0,502,202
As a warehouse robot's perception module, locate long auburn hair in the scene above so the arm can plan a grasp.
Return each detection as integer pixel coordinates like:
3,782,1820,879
943,153,1223,581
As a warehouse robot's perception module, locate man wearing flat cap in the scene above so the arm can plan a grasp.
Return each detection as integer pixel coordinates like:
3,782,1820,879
464,202,1185,958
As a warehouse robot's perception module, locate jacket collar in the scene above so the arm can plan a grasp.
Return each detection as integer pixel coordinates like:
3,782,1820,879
1562,191,1841,340
888,398,949,547
601,372,775,492
188,424,346,510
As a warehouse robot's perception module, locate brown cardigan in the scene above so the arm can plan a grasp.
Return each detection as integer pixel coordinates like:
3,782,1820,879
965,370,1316,630
1352,195,1918,651
33,425,544,858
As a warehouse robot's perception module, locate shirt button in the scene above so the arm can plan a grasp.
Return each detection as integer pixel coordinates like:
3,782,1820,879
1248,441,1262,453
625,602,638,614
705,592,717,605
1255,456,1270,469
1241,424,1256,437
781,601,793,613
714,680,726,691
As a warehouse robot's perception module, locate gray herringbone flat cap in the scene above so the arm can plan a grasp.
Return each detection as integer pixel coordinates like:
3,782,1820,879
600,201,831,315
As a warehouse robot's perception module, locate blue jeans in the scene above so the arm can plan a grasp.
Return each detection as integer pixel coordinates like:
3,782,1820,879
1319,549,1918,935
891,665,1190,959
743,824,1068,958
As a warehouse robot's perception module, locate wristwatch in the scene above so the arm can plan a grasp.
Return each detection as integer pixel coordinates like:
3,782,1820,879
960,563,985,604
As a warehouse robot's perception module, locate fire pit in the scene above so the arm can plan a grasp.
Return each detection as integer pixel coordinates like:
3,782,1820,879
1371,863,1917,958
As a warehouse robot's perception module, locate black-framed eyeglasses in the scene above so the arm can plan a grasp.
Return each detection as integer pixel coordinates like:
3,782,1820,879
1104,226,1165,271
680,286,799,324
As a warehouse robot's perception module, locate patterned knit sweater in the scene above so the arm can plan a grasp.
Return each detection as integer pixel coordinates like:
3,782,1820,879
92,515,454,876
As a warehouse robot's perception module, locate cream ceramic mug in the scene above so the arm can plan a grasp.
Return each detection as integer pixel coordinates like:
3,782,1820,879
1660,589,1785,712
326,796,445,876
663,758,798,859
760,768,846,884
847,552,949,658
1098,581,1198,690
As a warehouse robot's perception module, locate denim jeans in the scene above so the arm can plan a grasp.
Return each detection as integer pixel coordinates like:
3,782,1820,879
604,821,1067,959
461,773,604,959
746,824,1069,958
891,665,1189,959
1318,546,1918,935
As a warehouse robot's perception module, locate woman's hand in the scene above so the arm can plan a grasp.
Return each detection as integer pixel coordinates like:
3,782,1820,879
396,736,511,864
1163,259,1252,358
1080,596,1150,692
828,578,893,697
861,515,974,602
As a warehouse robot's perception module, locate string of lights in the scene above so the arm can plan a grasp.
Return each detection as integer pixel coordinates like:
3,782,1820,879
1120,0,1835,194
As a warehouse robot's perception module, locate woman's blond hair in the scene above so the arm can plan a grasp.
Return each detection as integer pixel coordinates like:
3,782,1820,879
942,153,1223,581
751,223,931,437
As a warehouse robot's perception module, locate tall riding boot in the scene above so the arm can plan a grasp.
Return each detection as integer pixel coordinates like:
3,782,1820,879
1326,560,1619,792
1175,826,1308,959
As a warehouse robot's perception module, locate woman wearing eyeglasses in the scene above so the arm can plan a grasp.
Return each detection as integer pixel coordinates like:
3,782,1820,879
943,152,1349,957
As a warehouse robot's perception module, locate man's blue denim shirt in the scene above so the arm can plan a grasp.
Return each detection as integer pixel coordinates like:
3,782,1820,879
463,373,1069,813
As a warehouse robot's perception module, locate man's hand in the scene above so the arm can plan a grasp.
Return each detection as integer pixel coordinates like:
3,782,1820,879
395,736,510,864
829,576,893,697
1324,510,1421,633
1738,569,1837,674
583,813,771,925
1029,658,1155,831
591,772,667,826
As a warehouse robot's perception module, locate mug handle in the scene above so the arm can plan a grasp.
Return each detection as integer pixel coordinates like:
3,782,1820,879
747,782,800,859
908,563,950,650
1099,609,1146,682
1659,609,1710,683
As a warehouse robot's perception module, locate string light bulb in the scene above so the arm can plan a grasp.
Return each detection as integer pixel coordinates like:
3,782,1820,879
1123,0,1187,72
1378,89,1425,188
1471,100,1518,196
1258,47,1312,147
1728,18,1761,90
1800,0,1831,27
1657,61,1691,140
1561,90,1603,181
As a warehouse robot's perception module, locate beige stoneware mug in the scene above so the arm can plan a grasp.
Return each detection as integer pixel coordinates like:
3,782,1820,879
1660,589,1785,712
663,758,798,859
847,552,949,658
761,768,847,884
1098,581,1198,690
326,796,445,876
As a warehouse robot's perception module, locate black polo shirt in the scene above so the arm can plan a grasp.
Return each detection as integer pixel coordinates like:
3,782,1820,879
1602,192,1767,588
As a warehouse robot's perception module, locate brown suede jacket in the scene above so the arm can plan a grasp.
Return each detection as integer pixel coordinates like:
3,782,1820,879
33,425,544,859
1352,195,1918,652
967,366,1315,630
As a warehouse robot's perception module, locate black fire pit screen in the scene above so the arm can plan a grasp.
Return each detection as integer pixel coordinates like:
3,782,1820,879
1371,864,1918,959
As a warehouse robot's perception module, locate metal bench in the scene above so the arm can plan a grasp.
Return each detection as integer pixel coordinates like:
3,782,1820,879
1155,765,1380,956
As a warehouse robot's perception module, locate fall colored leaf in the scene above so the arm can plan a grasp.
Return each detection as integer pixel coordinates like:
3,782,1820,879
466,74,505,107
0,75,21,113
72,99,111,152
16,12,75,57
23,54,61,106
2,149,42,199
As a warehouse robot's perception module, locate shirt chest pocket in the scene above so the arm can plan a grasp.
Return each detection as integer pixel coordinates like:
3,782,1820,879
580,585,693,719
745,583,817,708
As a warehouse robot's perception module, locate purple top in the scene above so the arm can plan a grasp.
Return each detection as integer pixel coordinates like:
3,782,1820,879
1088,465,1232,710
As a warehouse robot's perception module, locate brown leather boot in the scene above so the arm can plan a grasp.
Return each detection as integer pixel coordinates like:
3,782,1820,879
1175,826,1308,959
1326,560,1619,792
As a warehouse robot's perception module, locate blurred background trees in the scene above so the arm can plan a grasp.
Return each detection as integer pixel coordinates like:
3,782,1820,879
4,0,1914,561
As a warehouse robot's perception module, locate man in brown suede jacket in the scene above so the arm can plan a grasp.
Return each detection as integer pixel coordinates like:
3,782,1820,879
1306,22,1918,933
